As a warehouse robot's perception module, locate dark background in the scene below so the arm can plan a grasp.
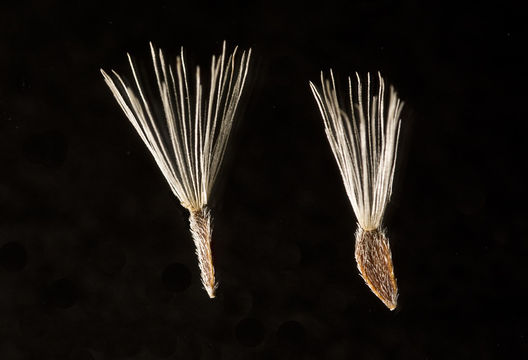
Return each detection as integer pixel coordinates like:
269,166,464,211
0,0,526,358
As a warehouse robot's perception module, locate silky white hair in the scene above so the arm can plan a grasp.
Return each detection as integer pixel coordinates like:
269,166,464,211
101,42,251,297
309,71,403,231
101,42,251,211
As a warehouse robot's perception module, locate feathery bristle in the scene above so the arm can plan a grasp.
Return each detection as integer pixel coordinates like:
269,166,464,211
310,71,403,309
101,42,251,211
101,42,251,297
310,71,402,230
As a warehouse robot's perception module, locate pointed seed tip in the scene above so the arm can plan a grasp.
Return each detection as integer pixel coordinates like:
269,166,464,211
206,286,216,298
385,299,397,311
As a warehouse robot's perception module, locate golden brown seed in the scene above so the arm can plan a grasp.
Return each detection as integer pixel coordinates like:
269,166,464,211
101,43,251,298
189,208,216,298
310,72,403,310
355,228,398,310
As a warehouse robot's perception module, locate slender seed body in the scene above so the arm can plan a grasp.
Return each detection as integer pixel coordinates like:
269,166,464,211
189,208,216,298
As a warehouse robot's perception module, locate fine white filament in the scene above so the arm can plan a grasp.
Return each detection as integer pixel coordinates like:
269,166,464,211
101,42,251,298
309,71,403,231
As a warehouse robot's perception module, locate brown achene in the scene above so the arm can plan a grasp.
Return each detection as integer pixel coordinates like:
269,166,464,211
355,229,398,310
310,72,404,310
101,42,251,298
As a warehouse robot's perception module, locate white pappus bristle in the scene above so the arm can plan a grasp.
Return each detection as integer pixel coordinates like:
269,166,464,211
101,42,251,298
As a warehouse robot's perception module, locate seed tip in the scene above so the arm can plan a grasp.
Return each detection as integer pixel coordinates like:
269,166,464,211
205,282,217,298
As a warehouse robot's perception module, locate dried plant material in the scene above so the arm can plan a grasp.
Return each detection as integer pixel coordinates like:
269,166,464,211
355,228,397,310
310,71,403,310
101,42,251,298
189,208,216,298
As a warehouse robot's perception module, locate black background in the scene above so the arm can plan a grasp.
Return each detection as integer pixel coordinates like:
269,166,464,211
0,0,526,358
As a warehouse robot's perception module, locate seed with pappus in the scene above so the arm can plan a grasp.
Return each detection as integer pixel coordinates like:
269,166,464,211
101,42,251,298
310,71,404,310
